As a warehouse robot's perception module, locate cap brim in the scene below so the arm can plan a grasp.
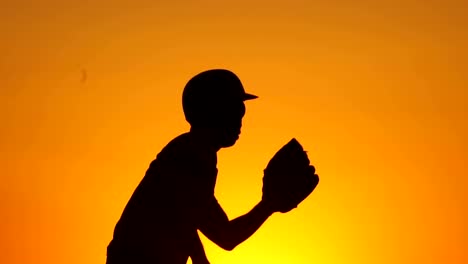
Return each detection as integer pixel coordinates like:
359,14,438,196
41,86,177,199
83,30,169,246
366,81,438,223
243,93,258,101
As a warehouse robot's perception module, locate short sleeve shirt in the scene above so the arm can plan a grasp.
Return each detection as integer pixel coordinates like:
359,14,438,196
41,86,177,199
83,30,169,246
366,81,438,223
107,133,219,263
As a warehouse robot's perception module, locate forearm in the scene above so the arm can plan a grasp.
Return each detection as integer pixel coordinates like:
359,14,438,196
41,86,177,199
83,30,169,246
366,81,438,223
223,200,275,250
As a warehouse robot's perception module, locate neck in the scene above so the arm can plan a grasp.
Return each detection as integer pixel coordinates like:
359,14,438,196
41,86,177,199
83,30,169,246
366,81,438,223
189,127,221,152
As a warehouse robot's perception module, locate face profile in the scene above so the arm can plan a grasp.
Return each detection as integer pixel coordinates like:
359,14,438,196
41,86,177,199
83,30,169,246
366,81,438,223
213,101,246,148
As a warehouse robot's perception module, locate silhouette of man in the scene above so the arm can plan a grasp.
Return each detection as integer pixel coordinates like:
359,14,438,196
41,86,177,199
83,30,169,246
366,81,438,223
107,69,281,264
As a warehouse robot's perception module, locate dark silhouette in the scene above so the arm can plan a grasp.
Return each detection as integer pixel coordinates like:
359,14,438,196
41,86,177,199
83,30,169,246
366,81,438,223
106,69,318,264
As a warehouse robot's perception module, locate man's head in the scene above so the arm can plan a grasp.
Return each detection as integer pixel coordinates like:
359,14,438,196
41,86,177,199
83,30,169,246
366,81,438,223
182,69,257,148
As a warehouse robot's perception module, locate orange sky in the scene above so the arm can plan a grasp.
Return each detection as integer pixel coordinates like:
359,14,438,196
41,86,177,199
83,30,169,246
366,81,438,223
1,1,467,264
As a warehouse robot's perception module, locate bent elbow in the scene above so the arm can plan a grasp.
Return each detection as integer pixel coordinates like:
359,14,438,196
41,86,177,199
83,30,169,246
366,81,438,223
220,242,236,251
209,229,240,251
216,238,238,251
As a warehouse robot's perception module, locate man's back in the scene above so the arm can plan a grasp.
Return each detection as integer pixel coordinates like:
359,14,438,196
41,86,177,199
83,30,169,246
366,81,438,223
107,133,217,264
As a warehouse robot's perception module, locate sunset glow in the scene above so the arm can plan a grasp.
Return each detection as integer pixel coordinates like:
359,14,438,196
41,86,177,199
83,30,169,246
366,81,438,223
1,1,467,264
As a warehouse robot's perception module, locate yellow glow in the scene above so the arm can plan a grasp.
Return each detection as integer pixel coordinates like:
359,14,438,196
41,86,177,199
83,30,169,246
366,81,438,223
1,1,467,264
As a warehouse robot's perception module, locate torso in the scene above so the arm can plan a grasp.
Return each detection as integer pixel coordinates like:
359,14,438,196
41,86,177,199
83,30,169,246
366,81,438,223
107,133,217,264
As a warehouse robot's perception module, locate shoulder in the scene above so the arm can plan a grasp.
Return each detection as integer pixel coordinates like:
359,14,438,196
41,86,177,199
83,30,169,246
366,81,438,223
156,133,216,170
160,132,190,153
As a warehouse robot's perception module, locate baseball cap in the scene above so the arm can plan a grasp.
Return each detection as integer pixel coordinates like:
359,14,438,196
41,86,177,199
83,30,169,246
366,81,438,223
183,69,257,102
182,69,257,125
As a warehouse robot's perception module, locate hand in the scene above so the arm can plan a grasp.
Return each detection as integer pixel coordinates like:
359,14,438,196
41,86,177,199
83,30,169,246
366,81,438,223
262,165,319,213
262,138,320,213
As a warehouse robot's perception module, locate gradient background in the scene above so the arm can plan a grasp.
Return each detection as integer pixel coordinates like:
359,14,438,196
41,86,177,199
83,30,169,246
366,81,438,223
1,1,467,263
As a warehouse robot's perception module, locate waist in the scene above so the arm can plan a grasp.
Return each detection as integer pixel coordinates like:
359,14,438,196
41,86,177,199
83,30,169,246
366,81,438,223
107,237,190,264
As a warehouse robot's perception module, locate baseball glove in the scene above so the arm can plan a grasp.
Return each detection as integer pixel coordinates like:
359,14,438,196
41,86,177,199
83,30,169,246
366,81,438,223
262,138,319,213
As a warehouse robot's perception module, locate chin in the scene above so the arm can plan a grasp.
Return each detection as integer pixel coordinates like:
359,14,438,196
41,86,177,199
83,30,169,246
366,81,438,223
220,135,239,148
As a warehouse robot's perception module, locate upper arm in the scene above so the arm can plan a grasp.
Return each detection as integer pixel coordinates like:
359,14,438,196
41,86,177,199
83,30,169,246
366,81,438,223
196,197,234,250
